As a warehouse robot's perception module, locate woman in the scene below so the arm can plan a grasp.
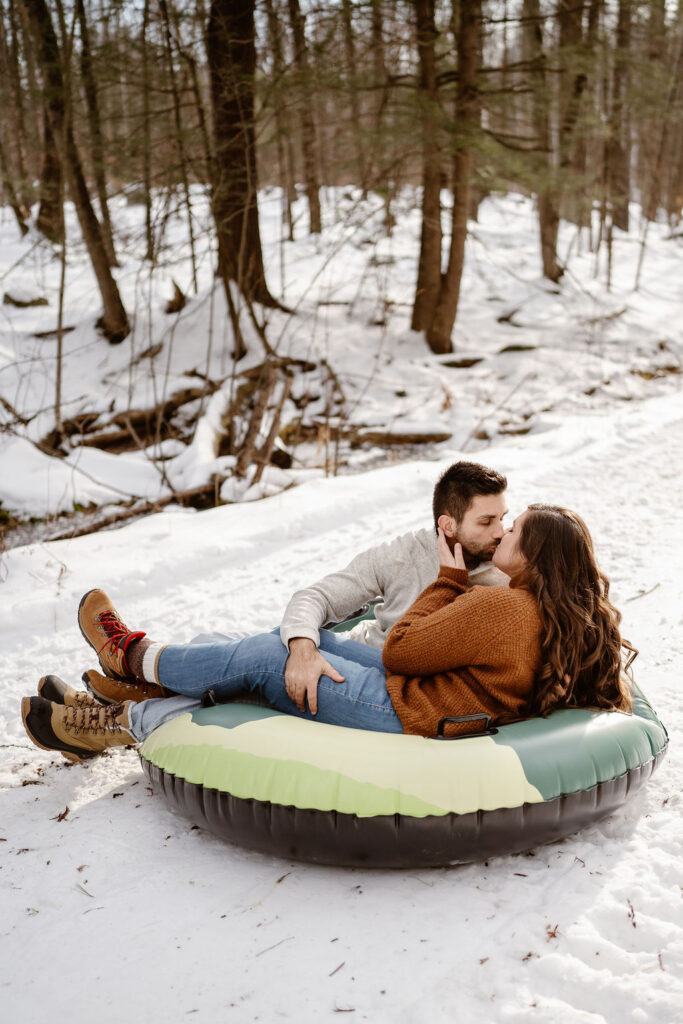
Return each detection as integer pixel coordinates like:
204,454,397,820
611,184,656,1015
21,505,634,761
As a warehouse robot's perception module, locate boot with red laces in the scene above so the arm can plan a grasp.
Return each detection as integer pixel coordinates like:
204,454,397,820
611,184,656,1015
78,589,149,683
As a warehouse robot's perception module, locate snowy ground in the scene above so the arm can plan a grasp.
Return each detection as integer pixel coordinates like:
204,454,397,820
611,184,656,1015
1,192,682,1022
1,389,682,1023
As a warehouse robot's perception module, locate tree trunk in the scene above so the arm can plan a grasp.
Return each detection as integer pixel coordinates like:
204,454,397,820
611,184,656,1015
524,0,562,282
0,134,28,235
557,0,585,171
159,0,198,292
0,6,28,232
206,0,277,307
36,111,63,243
465,0,486,222
7,0,32,210
607,0,631,231
25,0,130,343
369,0,386,186
75,0,118,266
570,0,602,233
169,1,214,189
642,0,667,221
427,0,480,354
411,0,443,333
265,0,296,240
287,0,322,233
141,0,154,261
341,0,367,189
17,0,42,184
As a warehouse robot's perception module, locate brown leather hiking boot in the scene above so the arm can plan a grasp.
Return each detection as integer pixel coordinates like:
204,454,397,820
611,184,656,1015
82,668,168,705
37,674,101,709
21,696,136,763
78,589,146,682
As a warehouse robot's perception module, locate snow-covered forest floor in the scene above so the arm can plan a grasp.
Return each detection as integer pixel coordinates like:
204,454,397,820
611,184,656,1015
1,188,682,529
1,191,682,1022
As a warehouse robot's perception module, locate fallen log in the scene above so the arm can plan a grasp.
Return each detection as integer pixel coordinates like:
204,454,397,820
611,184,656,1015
37,382,223,456
38,479,226,543
279,419,451,448
4,292,49,308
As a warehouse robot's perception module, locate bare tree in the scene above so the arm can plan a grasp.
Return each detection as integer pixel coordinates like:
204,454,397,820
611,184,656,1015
341,0,367,189
287,0,322,233
427,0,481,354
24,0,130,342
411,0,443,334
265,0,296,240
607,0,631,232
75,0,117,265
206,0,277,308
524,0,561,281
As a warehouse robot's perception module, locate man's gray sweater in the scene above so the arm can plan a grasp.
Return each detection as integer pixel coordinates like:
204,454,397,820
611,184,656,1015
279,527,509,650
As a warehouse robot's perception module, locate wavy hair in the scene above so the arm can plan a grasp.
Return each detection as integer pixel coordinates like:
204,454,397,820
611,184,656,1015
516,504,635,716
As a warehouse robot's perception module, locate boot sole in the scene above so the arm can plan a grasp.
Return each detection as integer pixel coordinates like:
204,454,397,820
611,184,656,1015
21,696,90,763
77,589,129,683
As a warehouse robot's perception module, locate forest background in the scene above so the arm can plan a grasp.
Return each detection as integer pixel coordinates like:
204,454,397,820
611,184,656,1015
0,0,682,541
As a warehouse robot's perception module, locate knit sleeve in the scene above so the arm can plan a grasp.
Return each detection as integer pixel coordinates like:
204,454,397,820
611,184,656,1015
382,572,510,676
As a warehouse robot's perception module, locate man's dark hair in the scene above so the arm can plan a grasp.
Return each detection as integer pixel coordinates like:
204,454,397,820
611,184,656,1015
432,461,507,527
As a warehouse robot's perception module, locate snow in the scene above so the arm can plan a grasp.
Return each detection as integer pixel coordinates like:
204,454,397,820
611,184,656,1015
1,191,682,1022
1,189,682,525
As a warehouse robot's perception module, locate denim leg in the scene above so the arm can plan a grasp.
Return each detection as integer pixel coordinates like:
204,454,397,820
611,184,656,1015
155,632,403,734
317,629,385,668
128,695,202,742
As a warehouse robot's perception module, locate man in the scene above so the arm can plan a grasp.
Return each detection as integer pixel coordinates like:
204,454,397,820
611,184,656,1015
281,460,508,713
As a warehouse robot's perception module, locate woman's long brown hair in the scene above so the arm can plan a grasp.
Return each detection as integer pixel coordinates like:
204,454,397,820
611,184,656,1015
516,504,635,716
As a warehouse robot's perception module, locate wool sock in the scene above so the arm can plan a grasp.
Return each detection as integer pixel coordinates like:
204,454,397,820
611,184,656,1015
140,643,166,685
126,637,152,680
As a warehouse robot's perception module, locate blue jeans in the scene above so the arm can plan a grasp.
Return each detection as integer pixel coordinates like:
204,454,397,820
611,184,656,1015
128,629,403,742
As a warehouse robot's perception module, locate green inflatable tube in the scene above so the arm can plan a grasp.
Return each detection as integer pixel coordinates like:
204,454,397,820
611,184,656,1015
139,682,668,868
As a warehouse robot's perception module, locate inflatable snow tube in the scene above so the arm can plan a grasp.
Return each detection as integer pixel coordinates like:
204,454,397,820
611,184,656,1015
138,685,668,868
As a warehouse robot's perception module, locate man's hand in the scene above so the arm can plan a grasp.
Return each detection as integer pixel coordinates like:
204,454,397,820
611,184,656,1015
437,527,466,571
285,637,345,715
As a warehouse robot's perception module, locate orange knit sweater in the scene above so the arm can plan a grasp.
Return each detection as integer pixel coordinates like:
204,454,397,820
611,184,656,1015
382,566,543,738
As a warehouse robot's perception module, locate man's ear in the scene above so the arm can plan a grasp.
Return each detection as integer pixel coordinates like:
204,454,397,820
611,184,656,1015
437,514,456,537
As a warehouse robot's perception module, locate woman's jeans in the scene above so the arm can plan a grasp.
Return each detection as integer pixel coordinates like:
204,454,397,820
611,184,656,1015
128,629,403,742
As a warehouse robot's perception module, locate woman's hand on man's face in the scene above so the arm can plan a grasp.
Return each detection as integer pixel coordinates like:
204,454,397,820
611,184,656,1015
437,527,466,571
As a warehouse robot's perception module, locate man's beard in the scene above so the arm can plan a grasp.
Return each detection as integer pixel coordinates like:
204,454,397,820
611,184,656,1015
461,540,499,569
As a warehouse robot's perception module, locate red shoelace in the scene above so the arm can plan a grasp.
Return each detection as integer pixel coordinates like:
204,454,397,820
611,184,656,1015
96,610,146,665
